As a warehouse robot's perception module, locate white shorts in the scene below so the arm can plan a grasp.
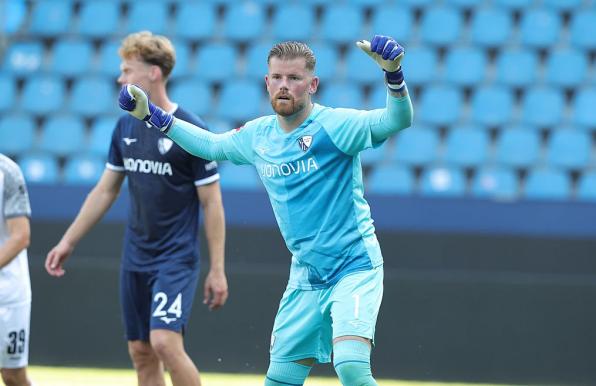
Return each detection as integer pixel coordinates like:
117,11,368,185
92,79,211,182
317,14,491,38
0,302,30,369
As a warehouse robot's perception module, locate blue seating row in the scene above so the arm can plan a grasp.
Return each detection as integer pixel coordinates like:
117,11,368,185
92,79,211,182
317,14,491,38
7,1,596,50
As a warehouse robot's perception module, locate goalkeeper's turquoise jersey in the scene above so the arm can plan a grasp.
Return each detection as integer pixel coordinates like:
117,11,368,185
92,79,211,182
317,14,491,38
218,100,408,290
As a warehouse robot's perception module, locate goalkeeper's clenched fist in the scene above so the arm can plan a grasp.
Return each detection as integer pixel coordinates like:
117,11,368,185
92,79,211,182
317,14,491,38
357,34,406,94
119,84,175,132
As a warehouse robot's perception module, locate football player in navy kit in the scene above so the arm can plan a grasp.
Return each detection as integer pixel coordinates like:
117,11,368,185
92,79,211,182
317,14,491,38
45,31,227,386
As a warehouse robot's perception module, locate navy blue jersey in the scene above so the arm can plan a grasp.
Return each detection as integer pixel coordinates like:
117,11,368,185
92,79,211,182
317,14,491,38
107,106,219,271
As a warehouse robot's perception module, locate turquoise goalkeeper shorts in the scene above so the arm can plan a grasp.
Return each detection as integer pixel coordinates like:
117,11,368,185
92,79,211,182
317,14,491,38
269,265,384,364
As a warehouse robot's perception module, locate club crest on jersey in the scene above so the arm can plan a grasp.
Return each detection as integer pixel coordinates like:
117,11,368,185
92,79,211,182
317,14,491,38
297,135,313,152
158,138,174,155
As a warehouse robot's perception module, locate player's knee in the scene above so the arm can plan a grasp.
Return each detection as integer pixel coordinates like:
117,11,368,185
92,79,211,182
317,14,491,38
333,340,377,386
128,341,158,367
150,330,183,362
1,368,29,386
264,360,312,386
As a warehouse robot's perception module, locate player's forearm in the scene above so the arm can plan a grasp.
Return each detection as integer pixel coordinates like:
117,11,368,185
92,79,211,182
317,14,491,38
61,188,119,247
371,92,414,142
166,119,230,162
202,202,226,273
0,230,29,269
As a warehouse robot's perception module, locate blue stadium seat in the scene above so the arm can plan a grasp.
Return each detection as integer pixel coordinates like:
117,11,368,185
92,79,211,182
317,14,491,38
401,46,438,86
204,118,234,135
4,0,27,34
88,117,117,156
570,11,596,50
443,0,483,8
418,86,462,126
223,2,265,42
495,126,540,169
63,155,105,185
69,78,116,117
174,2,216,41
170,79,211,117
0,75,15,112
97,40,122,78
317,82,363,109
50,39,94,77
38,115,86,157
170,40,191,80
545,49,588,89
520,9,561,49
442,125,488,168
2,42,44,75
401,0,433,7
349,0,385,6
496,49,538,88
272,5,315,42
494,0,533,9
18,153,60,184
391,125,439,166
367,165,414,195
470,86,514,127
77,1,120,38
320,4,363,44
420,166,466,197
20,76,65,114
244,41,273,79
371,6,413,42
218,163,262,191
0,114,35,155
310,43,339,82
216,80,263,121
125,1,168,35
472,167,518,200
470,7,512,48
576,172,596,201
572,89,596,129
344,45,381,84
195,43,237,82
547,129,591,170
360,145,387,167
524,168,570,200
521,87,564,128
443,47,487,87
368,87,389,109
543,0,582,11
420,6,462,46
28,0,72,36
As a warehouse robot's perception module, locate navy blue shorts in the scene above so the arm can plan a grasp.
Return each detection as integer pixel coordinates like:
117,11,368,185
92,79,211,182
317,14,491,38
120,263,200,342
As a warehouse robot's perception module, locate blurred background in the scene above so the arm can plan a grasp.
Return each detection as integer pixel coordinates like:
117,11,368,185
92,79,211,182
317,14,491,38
2,0,596,385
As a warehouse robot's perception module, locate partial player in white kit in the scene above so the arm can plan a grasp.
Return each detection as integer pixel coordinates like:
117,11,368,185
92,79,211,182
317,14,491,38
0,153,32,386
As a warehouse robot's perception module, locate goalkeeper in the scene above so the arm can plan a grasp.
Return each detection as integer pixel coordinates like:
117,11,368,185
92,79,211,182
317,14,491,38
120,35,413,386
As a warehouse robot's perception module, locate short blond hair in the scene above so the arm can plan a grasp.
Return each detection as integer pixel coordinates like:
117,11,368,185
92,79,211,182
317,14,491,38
119,31,176,79
267,41,316,72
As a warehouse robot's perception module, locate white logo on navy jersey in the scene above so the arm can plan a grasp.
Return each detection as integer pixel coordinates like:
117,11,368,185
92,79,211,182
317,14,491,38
259,157,319,178
160,316,177,324
158,138,174,155
123,158,173,176
123,137,137,145
205,161,218,171
297,135,313,151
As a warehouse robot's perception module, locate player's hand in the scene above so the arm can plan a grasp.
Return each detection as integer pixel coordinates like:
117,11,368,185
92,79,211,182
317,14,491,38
118,84,174,132
45,240,74,277
356,35,404,73
203,270,228,311
119,84,151,120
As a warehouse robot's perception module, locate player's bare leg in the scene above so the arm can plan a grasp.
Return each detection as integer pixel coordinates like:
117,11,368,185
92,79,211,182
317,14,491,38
0,368,31,386
128,340,166,386
150,329,201,386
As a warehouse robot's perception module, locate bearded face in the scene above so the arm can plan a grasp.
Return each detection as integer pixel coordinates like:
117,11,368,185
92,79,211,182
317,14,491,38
266,57,318,118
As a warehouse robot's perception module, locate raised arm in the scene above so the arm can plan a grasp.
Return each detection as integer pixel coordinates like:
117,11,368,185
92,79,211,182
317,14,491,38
357,35,414,142
118,85,230,161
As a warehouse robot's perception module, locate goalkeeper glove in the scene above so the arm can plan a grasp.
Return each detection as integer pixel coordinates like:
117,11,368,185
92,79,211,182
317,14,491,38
356,35,405,93
118,84,174,132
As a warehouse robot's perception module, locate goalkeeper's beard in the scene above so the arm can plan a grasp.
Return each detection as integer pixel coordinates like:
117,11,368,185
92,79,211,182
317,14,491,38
270,95,306,117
